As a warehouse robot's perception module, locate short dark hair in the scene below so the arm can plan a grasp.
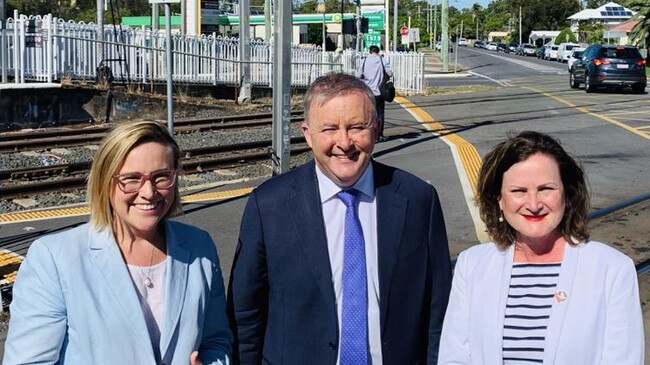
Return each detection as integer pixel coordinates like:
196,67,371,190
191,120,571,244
303,72,376,123
369,45,380,54
476,131,590,249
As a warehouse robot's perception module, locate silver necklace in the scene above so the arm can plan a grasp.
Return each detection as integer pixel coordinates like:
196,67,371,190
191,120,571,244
142,244,156,289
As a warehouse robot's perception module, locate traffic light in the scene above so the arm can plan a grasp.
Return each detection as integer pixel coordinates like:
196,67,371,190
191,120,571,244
342,17,369,35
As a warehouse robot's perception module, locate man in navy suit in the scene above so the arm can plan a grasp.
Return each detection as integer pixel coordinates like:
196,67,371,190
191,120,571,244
228,73,452,365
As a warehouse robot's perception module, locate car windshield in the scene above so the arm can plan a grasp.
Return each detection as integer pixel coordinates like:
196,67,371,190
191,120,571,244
601,47,641,59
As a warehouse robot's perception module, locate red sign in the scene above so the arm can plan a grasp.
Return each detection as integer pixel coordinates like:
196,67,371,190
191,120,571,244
400,26,408,36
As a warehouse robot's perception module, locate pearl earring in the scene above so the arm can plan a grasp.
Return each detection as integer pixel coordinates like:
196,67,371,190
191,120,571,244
498,215,504,223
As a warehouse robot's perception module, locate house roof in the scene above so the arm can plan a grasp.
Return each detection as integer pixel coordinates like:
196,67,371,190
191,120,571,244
609,18,639,32
568,2,635,21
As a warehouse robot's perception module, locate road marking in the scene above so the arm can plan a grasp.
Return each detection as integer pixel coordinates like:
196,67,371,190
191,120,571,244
394,96,489,242
468,71,511,87
0,187,254,224
467,48,564,74
525,87,650,141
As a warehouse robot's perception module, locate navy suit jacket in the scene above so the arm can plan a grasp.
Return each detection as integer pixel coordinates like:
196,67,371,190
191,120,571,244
228,160,452,365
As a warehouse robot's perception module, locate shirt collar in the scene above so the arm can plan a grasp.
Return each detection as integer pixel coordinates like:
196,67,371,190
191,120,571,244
315,162,375,203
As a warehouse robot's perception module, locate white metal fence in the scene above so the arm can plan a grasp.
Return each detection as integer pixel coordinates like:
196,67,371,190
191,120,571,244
0,13,424,94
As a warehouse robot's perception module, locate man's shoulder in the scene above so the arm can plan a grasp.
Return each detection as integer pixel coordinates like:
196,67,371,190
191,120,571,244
253,161,315,197
374,161,431,189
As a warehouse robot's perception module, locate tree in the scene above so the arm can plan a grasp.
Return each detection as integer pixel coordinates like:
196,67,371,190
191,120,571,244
628,0,649,54
555,27,578,44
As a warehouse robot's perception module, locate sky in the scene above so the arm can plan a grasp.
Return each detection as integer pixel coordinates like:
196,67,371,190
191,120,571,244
451,0,492,10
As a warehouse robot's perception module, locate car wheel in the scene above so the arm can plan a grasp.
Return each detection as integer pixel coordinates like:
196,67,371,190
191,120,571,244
632,83,646,94
584,74,594,93
569,72,579,89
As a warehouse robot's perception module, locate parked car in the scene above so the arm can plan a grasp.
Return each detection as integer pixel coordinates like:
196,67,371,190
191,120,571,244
458,38,468,46
473,40,484,48
545,45,559,60
486,42,498,51
521,44,537,56
569,44,646,93
508,43,519,53
497,43,508,52
567,47,584,72
557,43,581,63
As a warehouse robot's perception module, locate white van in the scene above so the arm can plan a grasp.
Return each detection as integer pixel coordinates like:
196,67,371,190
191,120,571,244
557,43,581,63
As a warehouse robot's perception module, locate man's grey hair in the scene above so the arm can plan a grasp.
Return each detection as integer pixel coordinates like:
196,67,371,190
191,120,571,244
303,72,377,123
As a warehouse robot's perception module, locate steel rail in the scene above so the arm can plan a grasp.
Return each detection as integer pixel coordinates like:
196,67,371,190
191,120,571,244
0,137,308,197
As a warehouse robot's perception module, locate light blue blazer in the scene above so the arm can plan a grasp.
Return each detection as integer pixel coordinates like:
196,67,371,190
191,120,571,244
4,220,232,365
439,240,644,365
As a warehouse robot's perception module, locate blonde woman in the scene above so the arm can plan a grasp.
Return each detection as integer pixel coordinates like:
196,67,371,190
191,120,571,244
4,121,232,365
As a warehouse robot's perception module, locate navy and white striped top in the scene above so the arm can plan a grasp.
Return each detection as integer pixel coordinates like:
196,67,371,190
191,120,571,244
502,262,561,364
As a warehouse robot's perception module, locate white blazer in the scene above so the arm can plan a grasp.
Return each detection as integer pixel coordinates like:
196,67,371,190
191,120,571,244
4,220,232,365
439,240,644,365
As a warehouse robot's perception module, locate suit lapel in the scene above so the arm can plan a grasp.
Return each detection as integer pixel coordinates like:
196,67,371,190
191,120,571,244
160,221,190,357
289,163,337,310
373,163,407,329
543,241,579,364
87,227,155,356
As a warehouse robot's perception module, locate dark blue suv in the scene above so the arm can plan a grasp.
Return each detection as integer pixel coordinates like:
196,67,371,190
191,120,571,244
569,44,646,93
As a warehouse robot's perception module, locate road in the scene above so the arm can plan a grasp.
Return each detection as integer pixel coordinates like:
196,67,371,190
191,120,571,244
1,46,649,360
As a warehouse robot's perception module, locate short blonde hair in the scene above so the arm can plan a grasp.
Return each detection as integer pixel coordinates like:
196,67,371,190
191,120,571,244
87,121,182,230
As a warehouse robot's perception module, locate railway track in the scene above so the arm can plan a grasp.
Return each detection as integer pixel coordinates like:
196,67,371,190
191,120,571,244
0,137,311,197
0,111,304,152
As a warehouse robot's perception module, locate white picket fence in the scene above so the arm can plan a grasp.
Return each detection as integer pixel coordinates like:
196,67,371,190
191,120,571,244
0,14,425,94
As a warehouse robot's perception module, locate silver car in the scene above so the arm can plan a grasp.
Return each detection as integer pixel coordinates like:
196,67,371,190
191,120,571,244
567,47,585,72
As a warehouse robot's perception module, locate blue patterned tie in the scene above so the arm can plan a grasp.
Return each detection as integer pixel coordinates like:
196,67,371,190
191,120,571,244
338,189,368,365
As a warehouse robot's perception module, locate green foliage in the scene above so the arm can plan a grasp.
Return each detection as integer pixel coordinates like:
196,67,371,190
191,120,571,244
554,28,578,44
628,0,649,52
577,20,604,43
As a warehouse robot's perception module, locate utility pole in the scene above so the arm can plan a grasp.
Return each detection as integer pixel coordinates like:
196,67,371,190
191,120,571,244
97,0,104,64
356,1,361,52
238,0,251,103
427,4,431,49
433,1,437,46
519,5,522,45
384,0,389,51
341,0,345,50
392,0,398,52
265,0,271,41
272,0,292,174
475,14,478,40
441,0,449,72
1,0,7,83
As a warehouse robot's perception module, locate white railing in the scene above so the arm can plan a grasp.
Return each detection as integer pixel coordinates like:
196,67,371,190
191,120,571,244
0,14,425,94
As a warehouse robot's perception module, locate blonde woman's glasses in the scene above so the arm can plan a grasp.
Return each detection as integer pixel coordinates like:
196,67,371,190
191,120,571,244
113,169,177,193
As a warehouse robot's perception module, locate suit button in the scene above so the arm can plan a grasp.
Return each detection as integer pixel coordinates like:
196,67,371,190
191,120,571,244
328,341,337,350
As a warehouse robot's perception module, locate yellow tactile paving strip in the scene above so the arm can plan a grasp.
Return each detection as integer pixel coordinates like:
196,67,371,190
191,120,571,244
0,249,24,286
394,96,487,242
0,187,254,224
394,96,482,195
